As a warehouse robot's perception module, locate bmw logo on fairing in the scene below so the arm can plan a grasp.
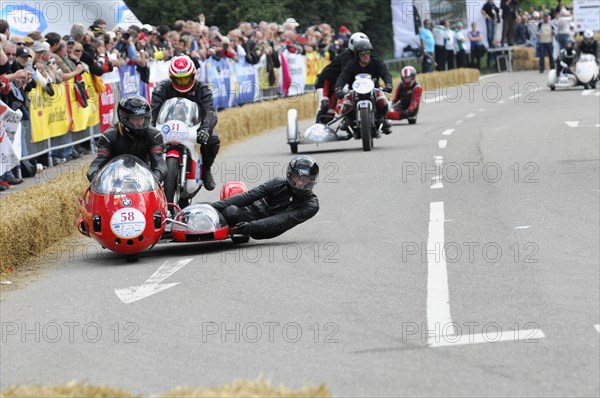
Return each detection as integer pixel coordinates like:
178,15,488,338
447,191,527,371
161,125,170,134
122,198,132,207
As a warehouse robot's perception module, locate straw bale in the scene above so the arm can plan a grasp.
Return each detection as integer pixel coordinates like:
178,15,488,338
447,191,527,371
0,378,331,398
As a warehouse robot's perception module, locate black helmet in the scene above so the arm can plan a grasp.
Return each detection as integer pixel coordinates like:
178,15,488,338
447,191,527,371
353,39,373,57
566,38,574,50
117,94,152,135
286,155,319,196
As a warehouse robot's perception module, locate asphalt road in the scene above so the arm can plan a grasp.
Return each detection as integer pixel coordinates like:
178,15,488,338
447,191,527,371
1,71,599,397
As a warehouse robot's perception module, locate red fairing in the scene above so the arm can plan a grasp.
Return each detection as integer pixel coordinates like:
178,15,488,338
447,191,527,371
79,189,167,255
219,181,249,200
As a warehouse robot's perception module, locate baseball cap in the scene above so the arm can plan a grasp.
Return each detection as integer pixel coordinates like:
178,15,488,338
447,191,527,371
339,26,350,34
32,41,47,53
285,18,299,27
16,47,32,58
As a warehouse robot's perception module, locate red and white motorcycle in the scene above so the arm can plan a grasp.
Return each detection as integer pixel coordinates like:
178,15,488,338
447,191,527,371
155,97,204,214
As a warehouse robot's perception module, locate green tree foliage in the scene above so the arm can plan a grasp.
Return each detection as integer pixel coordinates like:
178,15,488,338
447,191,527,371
125,0,393,56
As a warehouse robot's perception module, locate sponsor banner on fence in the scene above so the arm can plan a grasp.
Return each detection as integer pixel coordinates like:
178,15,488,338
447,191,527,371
29,83,70,142
0,99,22,175
99,84,116,133
234,57,258,105
280,50,307,96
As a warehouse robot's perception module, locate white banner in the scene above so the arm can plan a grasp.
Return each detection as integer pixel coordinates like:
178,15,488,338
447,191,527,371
573,0,600,31
0,100,22,175
279,50,306,97
392,0,423,58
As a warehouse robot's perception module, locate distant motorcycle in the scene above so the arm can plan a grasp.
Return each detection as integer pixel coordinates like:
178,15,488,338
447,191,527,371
155,97,204,214
548,54,599,90
287,73,388,152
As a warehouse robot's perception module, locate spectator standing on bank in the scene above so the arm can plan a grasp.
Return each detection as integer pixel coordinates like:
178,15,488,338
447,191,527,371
419,19,435,73
433,19,448,71
537,13,555,73
482,0,501,47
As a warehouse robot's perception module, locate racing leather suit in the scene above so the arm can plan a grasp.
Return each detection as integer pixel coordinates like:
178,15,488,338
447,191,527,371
576,40,600,63
391,81,422,119
315,49,354,122
335,56,393,123
87,123,167,182
151,79,220,181
556,47,576,76
211,177,319,240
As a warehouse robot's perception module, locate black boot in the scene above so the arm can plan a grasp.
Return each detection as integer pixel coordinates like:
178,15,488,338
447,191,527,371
202,164,216,191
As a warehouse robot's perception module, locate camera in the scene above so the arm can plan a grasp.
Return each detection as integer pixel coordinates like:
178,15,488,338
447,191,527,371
49,57,56,65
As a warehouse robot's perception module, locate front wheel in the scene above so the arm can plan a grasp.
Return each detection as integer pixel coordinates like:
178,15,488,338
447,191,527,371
550,84,555,91
290,143,298,154
408,118,417,125
359,107,372,152
164,157,180,215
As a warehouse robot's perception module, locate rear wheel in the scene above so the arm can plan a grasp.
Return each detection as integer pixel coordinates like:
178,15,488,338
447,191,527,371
550,84,555,91
290,143,298,154
164,157,180,216
359,107,372,152
408,118,417,125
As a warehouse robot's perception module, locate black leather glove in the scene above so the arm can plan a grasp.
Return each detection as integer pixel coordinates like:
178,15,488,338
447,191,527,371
197,128,210,145
334,87,345,99
383,85,393,93
233,221,253,235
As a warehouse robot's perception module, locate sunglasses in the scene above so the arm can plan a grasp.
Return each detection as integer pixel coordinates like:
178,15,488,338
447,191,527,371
73,49,82,53
16,42,25,46
5,52,16,56
359,50,371,57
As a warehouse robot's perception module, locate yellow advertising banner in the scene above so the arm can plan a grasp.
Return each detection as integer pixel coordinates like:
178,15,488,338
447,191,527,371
66,77,92,133
305,51,321,85
81,71,100,128
29,83,70,143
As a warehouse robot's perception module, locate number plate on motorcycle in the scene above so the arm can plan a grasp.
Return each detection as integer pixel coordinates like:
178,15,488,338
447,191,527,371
110,208,146,238
161,120,189,143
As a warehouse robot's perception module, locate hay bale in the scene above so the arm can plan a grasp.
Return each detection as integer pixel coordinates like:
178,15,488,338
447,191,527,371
0,381,139,397
0,378,331,398
513,47,534,61
0,169,88,274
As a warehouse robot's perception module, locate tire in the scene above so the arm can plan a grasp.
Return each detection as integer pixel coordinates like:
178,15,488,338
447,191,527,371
359,107,372,152
290,143,298,154
164,157,180,214
550,85,555,91
408,118,417,125
583,83,590,90
232,235,250,244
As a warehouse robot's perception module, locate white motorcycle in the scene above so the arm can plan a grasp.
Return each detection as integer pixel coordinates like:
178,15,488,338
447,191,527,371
548,54,599,90
155,97,203,214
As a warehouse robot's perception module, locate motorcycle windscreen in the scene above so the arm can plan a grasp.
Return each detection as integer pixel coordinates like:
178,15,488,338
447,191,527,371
90,155,158,194
172,204,227,233
155,97,201,127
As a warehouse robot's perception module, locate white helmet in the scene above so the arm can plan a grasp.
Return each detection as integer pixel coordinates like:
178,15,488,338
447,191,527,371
583,29,594,44
348,32,369,51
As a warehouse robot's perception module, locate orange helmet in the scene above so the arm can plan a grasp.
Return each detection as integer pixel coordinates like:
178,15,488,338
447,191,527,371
169,55,196,93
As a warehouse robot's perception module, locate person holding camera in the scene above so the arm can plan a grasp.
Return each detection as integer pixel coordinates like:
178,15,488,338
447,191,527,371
151,55,220,191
